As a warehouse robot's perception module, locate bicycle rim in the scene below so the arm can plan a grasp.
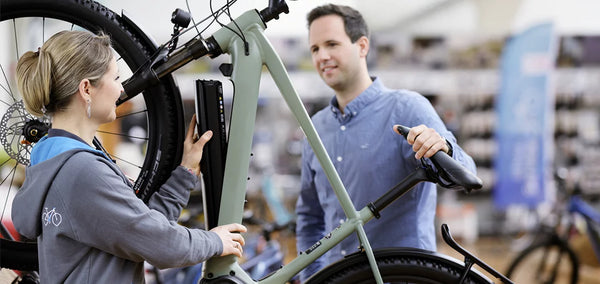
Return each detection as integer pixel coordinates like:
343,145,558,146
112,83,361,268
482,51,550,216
0,0,184,271
505,237,579,284
305,248,492,284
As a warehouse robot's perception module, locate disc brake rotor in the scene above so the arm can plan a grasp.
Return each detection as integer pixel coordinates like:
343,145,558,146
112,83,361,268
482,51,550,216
0,100,50,165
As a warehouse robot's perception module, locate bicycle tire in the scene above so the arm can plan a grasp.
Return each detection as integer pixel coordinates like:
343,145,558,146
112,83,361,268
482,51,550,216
0,0,184,271
305,248,492,284
505,235,579,284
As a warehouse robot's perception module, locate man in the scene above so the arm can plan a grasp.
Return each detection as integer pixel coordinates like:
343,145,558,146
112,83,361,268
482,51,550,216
295,4,477,281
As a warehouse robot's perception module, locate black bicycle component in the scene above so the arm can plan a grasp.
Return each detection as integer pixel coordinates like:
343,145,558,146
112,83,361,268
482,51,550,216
441,224,514,284
0,239,38,271
196,80,228,230
120,48,168,104
22,119,49,143
171,8,191,28
368,166,430,218
306,247,492,283
200,275,246,284
168,9,191,53
395,125,483,191
259,0,289,23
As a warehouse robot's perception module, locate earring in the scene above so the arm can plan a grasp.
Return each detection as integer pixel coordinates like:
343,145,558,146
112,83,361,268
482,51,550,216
86,99,92,118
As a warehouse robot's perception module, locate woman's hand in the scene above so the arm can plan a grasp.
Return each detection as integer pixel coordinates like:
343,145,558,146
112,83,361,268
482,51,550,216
181,114,212,176
210,223,247,258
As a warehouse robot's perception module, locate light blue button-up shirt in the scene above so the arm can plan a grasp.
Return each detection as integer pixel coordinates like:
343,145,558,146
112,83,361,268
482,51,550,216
295,78,476,281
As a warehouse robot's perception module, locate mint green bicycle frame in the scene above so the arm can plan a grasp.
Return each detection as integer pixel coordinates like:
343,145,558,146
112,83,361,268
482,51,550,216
199,8,384,284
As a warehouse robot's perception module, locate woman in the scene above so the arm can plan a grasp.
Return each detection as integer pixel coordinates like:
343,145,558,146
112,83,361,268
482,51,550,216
11,30,246,283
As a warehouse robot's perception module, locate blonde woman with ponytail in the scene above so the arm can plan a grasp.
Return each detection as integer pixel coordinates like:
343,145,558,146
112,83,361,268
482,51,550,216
11,30,246,283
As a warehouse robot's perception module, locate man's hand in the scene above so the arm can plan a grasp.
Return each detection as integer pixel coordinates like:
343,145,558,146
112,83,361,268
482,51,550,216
393,124,449,159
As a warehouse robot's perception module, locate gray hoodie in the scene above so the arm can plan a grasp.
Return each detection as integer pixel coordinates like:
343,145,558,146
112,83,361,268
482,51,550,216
12,131,222,283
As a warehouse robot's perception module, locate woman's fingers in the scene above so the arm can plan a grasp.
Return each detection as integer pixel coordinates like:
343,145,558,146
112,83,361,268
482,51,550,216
210,223,247,258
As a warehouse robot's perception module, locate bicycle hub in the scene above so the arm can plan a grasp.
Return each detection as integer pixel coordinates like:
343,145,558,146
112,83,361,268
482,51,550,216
22,119,50,143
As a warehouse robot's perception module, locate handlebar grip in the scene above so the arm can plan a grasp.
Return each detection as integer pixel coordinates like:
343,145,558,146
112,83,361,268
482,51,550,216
396,125,483,190
259,0,289,23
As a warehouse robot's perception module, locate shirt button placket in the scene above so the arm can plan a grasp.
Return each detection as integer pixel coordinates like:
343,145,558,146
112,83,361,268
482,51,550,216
336,124,346,163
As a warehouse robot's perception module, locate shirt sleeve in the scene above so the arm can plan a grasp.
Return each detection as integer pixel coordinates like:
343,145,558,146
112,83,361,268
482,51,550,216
60,154,222,269
295,140,327,281
146,166,199,221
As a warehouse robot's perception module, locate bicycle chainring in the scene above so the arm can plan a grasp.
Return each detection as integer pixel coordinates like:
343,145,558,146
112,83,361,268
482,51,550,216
0,100,51,165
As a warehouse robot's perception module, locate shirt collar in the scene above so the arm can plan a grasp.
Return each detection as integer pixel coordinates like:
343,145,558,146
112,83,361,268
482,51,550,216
329,77,384,121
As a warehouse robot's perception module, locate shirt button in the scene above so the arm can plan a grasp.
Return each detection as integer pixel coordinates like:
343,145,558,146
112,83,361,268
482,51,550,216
339,219,345,224
336,156,343,162
340,125,346,131
341,250,347,256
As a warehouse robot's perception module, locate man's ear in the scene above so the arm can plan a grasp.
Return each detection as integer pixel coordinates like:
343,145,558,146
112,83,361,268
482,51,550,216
357,36,370,57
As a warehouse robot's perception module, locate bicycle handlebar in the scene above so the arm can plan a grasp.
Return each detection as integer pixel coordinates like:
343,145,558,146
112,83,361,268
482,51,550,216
259,0,289,23
395,125,483,191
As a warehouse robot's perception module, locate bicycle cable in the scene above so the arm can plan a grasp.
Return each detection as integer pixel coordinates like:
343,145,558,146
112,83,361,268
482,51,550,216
185,0,201,39
209,0,249,55
123,1,239,89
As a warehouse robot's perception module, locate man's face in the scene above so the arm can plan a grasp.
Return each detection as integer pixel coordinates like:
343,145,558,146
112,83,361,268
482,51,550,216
309,15,364,91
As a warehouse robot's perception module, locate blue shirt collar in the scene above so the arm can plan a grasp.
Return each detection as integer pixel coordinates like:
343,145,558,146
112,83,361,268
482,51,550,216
329,77,383,122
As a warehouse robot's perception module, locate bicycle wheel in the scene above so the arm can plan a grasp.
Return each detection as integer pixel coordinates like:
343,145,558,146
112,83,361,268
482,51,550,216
305,248,492,284
505,236,579,284
0,0,184,271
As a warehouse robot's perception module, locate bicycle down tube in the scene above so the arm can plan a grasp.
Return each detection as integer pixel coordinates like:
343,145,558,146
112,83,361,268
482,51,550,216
196,8,385,284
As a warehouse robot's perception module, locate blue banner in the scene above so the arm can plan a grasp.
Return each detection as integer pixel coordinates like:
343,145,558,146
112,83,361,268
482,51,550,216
494,23,557,209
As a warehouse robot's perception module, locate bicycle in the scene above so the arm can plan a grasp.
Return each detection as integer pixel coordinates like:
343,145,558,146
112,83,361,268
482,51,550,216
0,0,514,283
505,169,600,284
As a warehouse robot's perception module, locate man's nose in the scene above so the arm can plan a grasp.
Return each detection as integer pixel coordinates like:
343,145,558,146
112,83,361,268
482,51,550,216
313,48,329,63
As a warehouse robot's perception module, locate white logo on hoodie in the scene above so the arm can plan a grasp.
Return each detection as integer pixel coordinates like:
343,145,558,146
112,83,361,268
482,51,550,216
42,207,62,227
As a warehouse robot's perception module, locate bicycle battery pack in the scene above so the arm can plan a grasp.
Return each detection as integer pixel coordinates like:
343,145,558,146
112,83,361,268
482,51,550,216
195,80,227,229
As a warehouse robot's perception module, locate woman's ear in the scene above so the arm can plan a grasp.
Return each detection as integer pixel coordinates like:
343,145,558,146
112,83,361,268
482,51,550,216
77,79,92,100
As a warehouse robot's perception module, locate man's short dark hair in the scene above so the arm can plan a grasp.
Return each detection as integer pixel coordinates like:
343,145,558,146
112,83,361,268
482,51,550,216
307,4,369,43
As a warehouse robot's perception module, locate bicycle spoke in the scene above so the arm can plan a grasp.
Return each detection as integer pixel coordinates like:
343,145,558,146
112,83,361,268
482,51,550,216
0,163,18,221
110,154,143,169
116,109,148,119
95,130,148,141
13,19,19,61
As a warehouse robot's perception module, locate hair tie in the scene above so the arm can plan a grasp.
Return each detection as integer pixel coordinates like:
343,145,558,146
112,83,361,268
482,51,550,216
34,47,41,56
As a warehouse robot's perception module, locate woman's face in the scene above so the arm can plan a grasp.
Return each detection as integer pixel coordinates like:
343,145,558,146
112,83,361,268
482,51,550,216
90,57,123,124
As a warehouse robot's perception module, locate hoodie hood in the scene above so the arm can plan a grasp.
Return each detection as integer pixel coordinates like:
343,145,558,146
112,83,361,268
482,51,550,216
11,133,106,239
